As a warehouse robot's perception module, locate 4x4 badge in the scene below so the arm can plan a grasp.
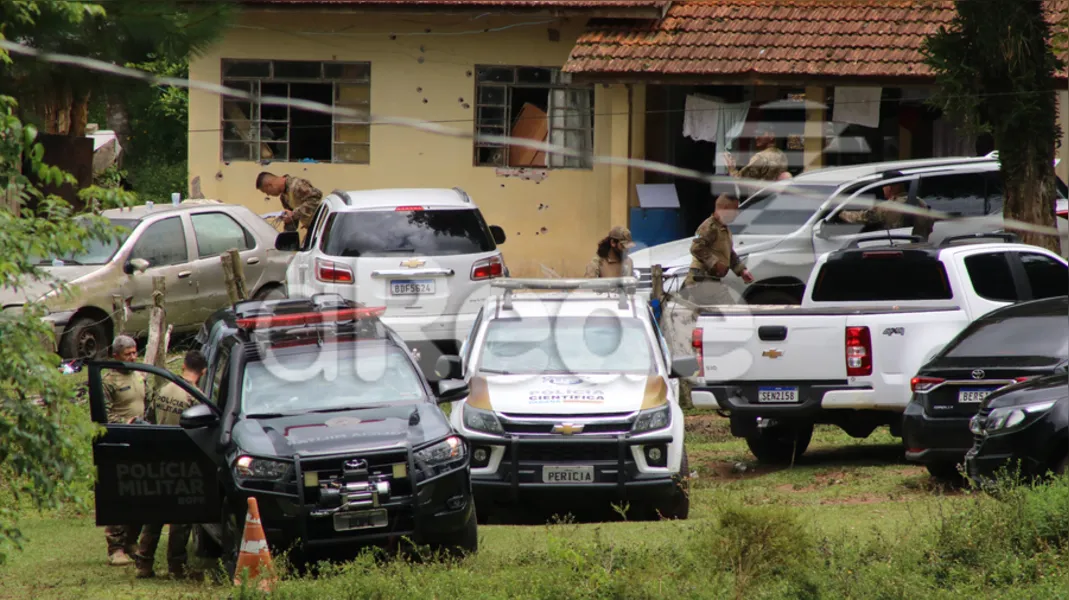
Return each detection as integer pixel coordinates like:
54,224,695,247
400,259,425,268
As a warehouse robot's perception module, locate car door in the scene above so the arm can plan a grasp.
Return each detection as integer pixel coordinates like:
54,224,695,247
289,203,329,295
1009,250,1069,300
119,215,198,335
813,174,918,257
188,211,261,321
87,361,222,525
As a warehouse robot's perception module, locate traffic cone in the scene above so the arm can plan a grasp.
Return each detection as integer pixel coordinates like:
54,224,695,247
233,497,276,592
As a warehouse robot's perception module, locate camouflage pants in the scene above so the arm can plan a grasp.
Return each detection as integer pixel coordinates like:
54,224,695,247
105,524,140,556
680,279,737,306
136,523,192,573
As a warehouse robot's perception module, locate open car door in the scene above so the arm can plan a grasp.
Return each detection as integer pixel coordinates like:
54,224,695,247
88,361,222,525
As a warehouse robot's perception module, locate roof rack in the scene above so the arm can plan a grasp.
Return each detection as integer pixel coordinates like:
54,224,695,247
844,234,923,249
451,187,472,203
331,189,353,205
939,231,1019,246
233,293,353,320
492,277,637,310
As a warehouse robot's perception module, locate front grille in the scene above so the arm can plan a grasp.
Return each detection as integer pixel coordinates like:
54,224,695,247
503,443,623,462
300,450,413,502
498,412,636,436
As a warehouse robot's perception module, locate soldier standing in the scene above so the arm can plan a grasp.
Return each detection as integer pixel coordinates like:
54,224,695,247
255,171,324,234
838,171,935,240
723,126,789,182
135,350,208,579
585,226,636,278
102,335,147,567
681,194,754,305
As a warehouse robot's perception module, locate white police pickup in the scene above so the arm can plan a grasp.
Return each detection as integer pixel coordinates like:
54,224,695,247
434,278,695,522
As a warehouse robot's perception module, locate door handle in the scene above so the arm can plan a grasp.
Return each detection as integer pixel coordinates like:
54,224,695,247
178,271,192,279
246,257,260,265
98,442,131,448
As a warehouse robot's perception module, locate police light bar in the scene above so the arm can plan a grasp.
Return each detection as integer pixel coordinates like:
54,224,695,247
237,307,386,330
490,277,638,291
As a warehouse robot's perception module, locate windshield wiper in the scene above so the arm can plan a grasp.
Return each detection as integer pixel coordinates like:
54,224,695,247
308,405,386,414
477,368,513,374
244,412,295,419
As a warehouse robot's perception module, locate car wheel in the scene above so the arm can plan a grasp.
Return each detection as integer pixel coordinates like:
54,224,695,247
651,448,690,520
1051,453,1068,477
59,315,109,360
429,511,478,559
219,500,243,581
746,289,801,306
925,461,962,482
746,422,813,465
253,284,287,301
192,524,222,559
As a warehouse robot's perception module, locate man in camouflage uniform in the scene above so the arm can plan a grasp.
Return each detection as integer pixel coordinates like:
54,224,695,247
135,349,208,579
723,127,789,182
585,226,636,278
102,335,147,567
256,171,323,234
838,171,935,240
681,194,754,305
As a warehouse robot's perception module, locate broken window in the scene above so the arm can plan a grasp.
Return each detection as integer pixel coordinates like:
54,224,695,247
220,59,371,164
473,66,594,169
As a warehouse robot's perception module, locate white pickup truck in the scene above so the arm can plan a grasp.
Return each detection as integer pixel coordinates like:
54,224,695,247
690,233,1069,464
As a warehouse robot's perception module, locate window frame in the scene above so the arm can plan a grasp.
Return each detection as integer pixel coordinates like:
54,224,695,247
472,65,595,170
220,59,371,164
190,211,256,259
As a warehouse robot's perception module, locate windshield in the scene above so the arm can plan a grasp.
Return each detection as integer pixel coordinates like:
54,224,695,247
241,346,426,415
477,316,655,375
28,217,138,265
320,208,495,257
942,315,1069,360
728,184,836,236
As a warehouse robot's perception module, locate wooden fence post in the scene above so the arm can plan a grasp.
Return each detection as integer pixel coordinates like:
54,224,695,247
144,276,168,374
221,247,248,305
112,294,126,336
651,264,664,304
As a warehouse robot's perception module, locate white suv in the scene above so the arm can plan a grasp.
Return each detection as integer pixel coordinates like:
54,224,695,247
281,187,507,357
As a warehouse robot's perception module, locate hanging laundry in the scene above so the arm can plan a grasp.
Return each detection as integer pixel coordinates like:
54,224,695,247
683,94,720,142
713,100,750,176
832,87,882,129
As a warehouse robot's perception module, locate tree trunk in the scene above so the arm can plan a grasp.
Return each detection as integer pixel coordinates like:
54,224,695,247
105,93,132,151
69,90,91,138
1004,149,1059,252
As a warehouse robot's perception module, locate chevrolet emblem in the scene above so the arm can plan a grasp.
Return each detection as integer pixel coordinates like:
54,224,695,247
552,423,584,435
400,258,425,268
762,349,783,359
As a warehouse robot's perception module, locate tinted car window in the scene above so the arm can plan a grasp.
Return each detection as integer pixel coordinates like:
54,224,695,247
191,212,253,258
916,172,987,217
964,252,1018,302
1018,252,1068,299
320,208,495,257
810,254,952,301
728,184,837,235
941,315,1069,359
130,217,188,267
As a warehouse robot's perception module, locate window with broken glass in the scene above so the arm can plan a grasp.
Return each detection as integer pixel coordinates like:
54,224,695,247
473,66,594,169
220,59,371,164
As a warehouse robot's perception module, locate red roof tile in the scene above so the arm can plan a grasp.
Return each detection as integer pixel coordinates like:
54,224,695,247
564,0,1068,80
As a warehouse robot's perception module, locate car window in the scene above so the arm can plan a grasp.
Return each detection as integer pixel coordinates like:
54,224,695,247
477,316,655,375
208,345,231,405
129,217,188,267
301,204,328,252
1017,252,1068,300
983,171,1004,215
964,252,1018,302
916,172,987,217
191,212,254,258
461,308,484,366
941,314,1069,360
727,184,836,235
320,208,495,257
810,254,952,301
28,217,139,266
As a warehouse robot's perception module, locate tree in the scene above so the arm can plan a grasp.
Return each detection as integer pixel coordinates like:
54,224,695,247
924,1,1065,252
0,1,136,561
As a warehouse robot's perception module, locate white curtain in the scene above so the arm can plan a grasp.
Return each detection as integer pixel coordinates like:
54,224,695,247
548,89,593,168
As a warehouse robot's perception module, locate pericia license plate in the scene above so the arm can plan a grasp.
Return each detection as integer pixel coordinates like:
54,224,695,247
542,465,594,484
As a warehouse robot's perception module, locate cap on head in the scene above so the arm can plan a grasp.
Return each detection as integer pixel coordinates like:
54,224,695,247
111,335,136,356
881,170,905,182
607,226,635,248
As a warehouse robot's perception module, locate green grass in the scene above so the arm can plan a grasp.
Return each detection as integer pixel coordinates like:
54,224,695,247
3,411,1069,599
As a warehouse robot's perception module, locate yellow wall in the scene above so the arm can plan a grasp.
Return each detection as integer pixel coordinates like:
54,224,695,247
188,10,636,277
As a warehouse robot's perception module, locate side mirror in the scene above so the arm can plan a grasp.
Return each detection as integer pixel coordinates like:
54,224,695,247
275,231,300,252
813,220,830,239
123,258,150,275
435,355,463,380
670,356,700,378
179,403,219,429
436,379,470,404
489,225,506,245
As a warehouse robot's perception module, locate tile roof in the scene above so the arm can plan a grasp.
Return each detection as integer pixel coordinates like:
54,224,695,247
564,0,1069,80
243,0,669,7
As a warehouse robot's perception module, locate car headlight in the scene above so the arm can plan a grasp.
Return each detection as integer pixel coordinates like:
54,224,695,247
234,455,291,481
633,404,671,433
463,404,504,435
983,401,1057,433
415,435,467,466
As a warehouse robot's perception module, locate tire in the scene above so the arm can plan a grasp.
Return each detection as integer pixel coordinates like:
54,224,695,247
651,448,690,520
192,524,223,559
253,284,287,301
746,423,813,465
59,315,109,360
1051,453,1068,477
925,461,962,481
430,512,478,559
746,289,801,306
219,500,243,581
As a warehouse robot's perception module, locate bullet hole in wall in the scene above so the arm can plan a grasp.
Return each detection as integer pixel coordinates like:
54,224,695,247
462,103,470,109
466,70,473,77
417,87,422,93
548,28,560,42
419,45,426,53
389,34,397,40
423,98,428,103
424,28,432,33
417,56,425,64
540,227,548,234
458,97,464,102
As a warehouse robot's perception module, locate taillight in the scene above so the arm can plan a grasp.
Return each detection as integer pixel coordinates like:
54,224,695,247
471,255,504,281
692,327,704,374
315,258,354,284
394,205,424,211
845,326,872,377
911,376,945,392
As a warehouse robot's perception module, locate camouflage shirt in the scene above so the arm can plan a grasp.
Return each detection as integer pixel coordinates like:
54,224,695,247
584,255,633,278
730,147,788,181
103,370,147,424
152,381,198,426
280,176,324,228
687,214,745,280
839,193,935,238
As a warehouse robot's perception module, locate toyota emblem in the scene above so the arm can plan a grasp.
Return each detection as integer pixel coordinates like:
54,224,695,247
343,458,368,472
971,369,985,380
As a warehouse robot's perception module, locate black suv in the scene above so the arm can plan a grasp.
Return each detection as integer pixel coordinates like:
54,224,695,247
88,295,476,573
902,295,1069,480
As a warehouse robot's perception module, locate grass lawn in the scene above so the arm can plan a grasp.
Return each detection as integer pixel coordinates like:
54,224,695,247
0,411,986,600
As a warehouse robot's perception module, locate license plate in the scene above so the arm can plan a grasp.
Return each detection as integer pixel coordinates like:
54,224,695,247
390,279,434,295
542,465,594,484
332,509,388,532
757,386,799,403
958,389,996,404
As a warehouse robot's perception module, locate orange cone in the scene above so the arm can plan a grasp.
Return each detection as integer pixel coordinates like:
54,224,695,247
233,497,276,592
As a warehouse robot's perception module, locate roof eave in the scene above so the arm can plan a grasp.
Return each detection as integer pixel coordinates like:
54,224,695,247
240,2,667,19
